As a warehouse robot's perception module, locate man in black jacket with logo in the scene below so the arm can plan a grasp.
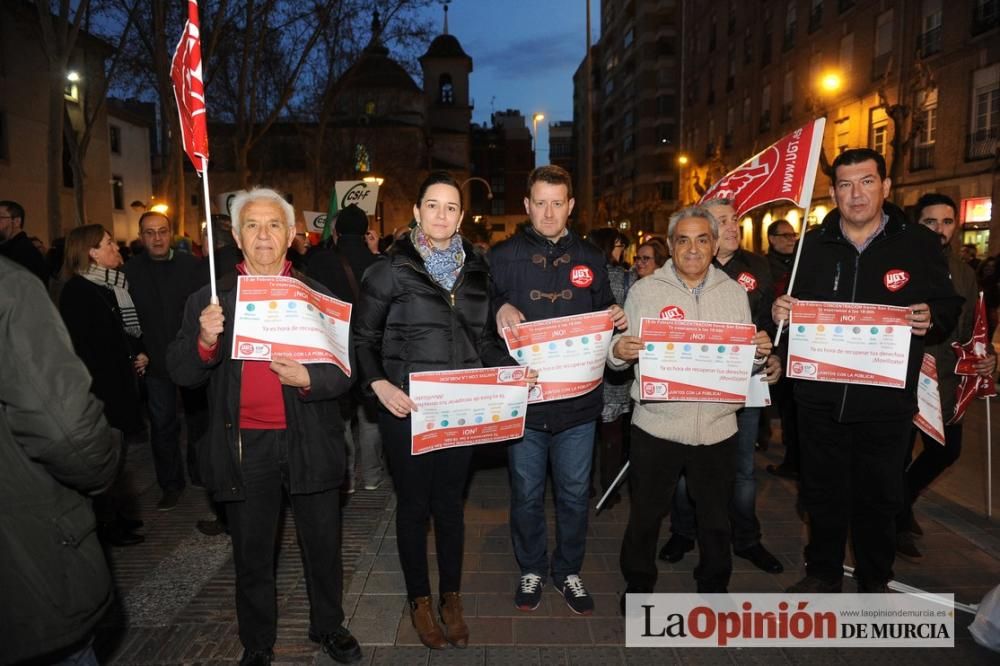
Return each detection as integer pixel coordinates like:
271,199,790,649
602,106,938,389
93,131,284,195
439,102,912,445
772,148,962,593
491,165,627,615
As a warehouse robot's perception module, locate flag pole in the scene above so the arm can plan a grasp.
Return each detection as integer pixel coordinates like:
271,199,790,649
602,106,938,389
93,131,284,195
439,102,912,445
596,461,629,512
988,395,993,519
773,198,813,348
200,156,218,304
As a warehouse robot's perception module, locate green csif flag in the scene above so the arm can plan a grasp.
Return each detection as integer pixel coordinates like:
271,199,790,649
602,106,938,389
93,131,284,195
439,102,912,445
322,186,338,243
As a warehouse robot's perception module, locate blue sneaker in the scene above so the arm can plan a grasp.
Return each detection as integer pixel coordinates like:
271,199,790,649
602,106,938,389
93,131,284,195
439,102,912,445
514,573,544,611
560,574,594,615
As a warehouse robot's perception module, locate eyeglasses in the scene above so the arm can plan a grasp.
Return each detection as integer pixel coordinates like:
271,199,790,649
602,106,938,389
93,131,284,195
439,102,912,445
771,233,798,240
636,256,655,263
613,242,625,248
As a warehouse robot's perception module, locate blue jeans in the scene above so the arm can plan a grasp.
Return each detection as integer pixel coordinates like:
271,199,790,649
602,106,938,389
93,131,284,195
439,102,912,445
145,374,185,492
671,407,762,550
508,421,595,584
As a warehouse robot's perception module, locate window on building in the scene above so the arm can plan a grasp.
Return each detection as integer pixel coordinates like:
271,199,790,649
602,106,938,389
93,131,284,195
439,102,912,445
657,94,676,116
605,77,614,95
873,10,894,81
623,26,634,49
365,100,376,115
760,83,772,132
809,0,824,32
725,106,735,147
969,65,1000,159
657,123,675,145
660,180,675,201
744,27,753,64
912,89,937,170
972,0,1000,35
919,0,942,57
491,199,505,215
784,1,797,50
62,135,74,188
490,175,505,194
728,3,737,35
707,118,716,155
707,64,715,104
709,15,717,51
840,33,854,74
761,15,773,65
354,144,371,172
111,175,124,210
782,71,794,121
109,125,121,155
623,109,634,128
438,74,454,104
623,133,635,154
0,111,7,161
869,108,889,157
743,95,752,123
727,47,736,91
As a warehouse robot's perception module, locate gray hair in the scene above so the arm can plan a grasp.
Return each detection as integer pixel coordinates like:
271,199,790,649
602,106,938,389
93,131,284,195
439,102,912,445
668,205,720,240
230,188,295,234
701,197,735,210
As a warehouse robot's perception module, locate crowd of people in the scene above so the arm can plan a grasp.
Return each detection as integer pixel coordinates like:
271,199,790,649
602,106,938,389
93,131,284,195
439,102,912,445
1,148,996,664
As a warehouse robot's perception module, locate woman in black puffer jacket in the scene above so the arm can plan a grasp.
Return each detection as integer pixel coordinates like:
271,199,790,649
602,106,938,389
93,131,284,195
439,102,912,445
354,171,527,650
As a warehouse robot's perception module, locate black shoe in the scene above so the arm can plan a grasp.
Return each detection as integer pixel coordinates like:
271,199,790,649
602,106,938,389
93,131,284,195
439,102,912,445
766,463,798,480
786,575,842,593
619,585,654,616
239,648,272,666
658,534,694,563
734,543,784,574
896,532,923,561
99,522,145,547
196,519,227,536
858,582,890,593
117,514,144,531
311,626,362,664
157,488,182,512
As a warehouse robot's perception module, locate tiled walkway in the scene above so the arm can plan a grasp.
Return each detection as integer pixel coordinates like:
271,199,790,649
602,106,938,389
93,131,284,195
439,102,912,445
95,412,1000,664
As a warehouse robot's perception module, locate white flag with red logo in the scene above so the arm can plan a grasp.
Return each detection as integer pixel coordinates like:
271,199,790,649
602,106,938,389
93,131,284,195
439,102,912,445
171,0,210,173
699,119,826,218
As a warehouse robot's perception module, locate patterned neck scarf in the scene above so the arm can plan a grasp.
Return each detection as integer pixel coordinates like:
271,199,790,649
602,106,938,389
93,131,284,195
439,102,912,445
412,226,465,291
81,264,143,338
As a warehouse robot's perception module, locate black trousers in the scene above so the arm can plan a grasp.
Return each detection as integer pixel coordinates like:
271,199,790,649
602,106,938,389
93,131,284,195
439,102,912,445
773,375,800,470
797,406,911,588
379,410,473,600
225,430,344,651
898,424,963,529
620,426,737,592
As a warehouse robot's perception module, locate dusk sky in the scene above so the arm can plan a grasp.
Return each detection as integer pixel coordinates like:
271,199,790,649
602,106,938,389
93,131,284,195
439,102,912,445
418,0,600,164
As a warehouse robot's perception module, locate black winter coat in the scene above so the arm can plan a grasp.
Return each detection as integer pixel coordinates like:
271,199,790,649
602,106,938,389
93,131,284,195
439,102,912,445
489,227,615,432
354,235,514,394
715,248,776,338
790,203,963,423
59,275,144,434
166,271,353,501
124,251,204,379
0,258,120,664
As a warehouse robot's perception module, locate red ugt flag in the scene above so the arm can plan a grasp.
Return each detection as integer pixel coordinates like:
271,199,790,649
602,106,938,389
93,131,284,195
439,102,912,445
171,0,209,173
948,291,997,424
699,118,826,218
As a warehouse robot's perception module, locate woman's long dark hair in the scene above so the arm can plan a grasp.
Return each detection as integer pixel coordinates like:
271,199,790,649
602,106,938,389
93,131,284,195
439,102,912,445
589,227,628,265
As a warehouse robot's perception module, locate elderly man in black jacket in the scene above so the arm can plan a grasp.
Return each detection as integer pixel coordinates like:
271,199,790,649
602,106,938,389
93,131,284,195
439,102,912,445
773,149,963,594
167,188,361,666
491,165,628,616
0,257,120,665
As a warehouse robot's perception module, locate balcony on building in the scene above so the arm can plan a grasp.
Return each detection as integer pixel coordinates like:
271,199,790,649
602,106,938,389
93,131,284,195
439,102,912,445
967,127,999,160
917,26,942,58
971,0,999,36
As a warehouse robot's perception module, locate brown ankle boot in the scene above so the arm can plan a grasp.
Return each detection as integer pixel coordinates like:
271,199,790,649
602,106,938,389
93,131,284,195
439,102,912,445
409,596,448,649
438,592,470,648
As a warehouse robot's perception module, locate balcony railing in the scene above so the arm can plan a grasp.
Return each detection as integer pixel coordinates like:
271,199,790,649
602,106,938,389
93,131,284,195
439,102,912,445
917,26,942,58
967,127,999,160
972,0,999,36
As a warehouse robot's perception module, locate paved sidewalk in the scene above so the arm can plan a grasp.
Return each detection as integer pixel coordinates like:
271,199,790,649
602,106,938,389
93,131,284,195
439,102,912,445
94,421,1000,664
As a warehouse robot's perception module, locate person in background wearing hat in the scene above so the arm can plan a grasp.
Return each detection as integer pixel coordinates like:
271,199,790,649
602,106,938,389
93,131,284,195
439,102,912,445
308,204,385,491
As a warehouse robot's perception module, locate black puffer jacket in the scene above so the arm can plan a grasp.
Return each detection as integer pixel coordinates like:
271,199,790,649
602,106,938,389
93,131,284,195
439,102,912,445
790,203,963,423
0,258,120,664
489,226,615,432
354,235,514,393
167,271,353,501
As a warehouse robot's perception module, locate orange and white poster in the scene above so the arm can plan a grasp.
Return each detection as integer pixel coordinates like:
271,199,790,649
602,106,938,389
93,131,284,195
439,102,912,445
638,318,758,402
787,301,911,388
503,311,614,403
409,366,529,455
231,275,352,374
914,353,945,445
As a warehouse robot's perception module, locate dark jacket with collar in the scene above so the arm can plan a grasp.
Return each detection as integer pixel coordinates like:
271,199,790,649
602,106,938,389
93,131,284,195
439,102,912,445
0,259,120,664
0,230,49,286
166,270,353,501
124,250,204,379
489,226,615,432
308,235,379,305
354,235,514,394
790,203,963,423
715,248,776,338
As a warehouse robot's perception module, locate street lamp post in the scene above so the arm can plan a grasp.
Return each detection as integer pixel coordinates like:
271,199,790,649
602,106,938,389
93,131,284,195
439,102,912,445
532,112,545,158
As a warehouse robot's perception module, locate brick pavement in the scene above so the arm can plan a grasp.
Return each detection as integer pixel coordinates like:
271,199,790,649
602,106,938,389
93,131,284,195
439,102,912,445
95,424,1000,664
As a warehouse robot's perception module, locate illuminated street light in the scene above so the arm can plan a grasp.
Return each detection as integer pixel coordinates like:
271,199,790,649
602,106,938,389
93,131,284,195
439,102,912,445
819,72,843,95
66,70,81,82
677,154,690,166
150,203,170,215
363,175,384,186
531,112,545,152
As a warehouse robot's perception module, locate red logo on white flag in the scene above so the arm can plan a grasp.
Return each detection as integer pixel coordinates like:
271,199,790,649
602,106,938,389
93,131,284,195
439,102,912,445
570,265,593,288
171,0,210,173
736,272,758,292
660,305,686,320
883,269,909,292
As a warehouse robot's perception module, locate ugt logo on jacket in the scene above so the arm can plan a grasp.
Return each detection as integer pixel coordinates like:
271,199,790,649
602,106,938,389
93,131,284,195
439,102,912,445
883,269,909,292
570,265,594,288
660,305,686,320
